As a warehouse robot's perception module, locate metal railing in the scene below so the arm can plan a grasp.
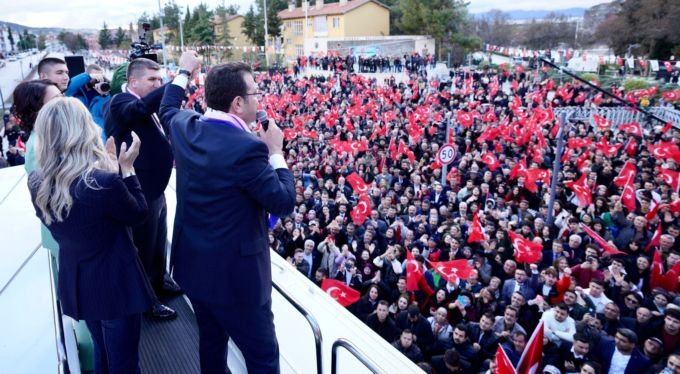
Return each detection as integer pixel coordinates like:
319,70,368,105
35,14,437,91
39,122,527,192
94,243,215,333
554,106,680,130
331,338,382,374
271,278,323,374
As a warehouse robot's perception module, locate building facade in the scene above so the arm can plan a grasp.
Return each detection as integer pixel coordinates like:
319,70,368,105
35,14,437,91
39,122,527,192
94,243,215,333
278,0,390,61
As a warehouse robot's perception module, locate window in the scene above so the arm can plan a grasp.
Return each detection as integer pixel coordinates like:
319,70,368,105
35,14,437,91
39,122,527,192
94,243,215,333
295,45,304,56
307,18,312,28
286,38,292,45
332,17,340,29
294,21,303,35
314,16,327,34
286,21,291,29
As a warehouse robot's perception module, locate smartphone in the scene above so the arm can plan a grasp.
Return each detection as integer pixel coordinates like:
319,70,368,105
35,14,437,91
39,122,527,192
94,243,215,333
456,295,470,307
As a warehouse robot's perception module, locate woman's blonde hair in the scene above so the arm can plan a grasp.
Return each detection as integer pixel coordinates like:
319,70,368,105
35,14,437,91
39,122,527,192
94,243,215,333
31,97,113,225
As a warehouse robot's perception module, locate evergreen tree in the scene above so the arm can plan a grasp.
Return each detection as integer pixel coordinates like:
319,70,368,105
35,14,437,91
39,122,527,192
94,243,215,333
37,34,46,50
7,27,15,52
99,22,113,49
115,26,127,48
215,2,234,60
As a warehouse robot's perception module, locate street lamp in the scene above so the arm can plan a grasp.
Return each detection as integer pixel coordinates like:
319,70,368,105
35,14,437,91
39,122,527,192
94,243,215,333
264,0,269,68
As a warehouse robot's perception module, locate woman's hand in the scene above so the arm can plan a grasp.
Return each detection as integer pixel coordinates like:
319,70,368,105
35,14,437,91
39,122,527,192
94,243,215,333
117,131,141,176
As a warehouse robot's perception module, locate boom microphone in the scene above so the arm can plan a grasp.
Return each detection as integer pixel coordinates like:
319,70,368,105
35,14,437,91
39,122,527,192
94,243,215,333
256,110,269,131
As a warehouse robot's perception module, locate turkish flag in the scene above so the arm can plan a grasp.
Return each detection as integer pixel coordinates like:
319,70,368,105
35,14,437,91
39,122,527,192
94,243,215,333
516,321,544,374
646,223,663,252
496,345,517,374
575,149,591,172
580,223,626,256
525,168,551,193
429,259,474,282
619,121,642,137
596,138,622,157
483,110,498,123
457,110,474,127
658,167,680,192
621,175,637,213
650,250,680,292
592,114,611,130
508,230,542,264
388,137,398,160
481,152,501,171
593,93,603,105
321,279,360,307
346,173,370,196
350,195,372,226
567,138,592,149
468,213,485,243
16,137,26,152
510,158,528,180
565,173,592,207
649,142,680,162
624,138,637,156
283,129,300,140
613,161,637,187
405,249,424,291
662,90,680,101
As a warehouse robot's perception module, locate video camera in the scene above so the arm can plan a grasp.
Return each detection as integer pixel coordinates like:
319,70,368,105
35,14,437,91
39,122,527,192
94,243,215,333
129,23,162,62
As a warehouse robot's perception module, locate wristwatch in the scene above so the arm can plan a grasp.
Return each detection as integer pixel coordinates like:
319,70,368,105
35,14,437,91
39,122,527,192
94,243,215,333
177,69,192,77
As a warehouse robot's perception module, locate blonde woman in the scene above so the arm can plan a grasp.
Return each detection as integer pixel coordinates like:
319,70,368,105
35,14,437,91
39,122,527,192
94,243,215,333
28,97,153,374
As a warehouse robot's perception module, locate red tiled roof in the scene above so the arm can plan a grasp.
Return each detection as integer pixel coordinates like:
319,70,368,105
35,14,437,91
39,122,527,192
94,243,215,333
278,0,388,20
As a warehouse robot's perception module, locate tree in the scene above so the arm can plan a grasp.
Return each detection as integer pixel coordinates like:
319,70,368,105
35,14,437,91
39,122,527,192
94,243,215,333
242,5,262,45
596,0,680,59
475,10,512,47
115,26,127,48
99,22,113,49
398,0,475,60
17,29,37,51
522,13,576,50
58,31,88,53
242,0,287,46
37,35,46,50
215,2,235,60
163,0,181,45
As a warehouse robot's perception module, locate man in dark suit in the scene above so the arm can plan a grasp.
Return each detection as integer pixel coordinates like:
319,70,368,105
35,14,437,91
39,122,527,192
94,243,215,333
545,333,592,373
467,312,500,361
596,328,650,374
159,59,295,373
103,57,181,319
500,267,538,307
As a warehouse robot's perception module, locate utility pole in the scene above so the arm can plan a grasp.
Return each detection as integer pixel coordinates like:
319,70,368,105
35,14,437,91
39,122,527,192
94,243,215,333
158,0,167,67
264,0,269,68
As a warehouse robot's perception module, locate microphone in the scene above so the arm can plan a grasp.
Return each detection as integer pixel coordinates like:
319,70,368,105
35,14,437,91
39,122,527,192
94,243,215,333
256,110,269,131
256,109,277,229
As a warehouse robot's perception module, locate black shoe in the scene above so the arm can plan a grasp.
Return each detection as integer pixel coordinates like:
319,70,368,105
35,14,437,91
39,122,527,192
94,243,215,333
144,303,177,321
157,275,183,296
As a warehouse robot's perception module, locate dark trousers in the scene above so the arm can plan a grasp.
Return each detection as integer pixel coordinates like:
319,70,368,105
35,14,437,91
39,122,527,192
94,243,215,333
85,314,142,374
133,194,168,290
190,297,280,374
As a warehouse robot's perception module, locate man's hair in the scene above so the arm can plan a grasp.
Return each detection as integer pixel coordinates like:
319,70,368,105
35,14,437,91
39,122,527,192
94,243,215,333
454,323,468,336
377,300,390,308
554,302,569,312
666,307,680,321
481,311,495,321
616,328,637,344
38,57,66,75
590,279,605,288
205,62,252,112
401,328,413,336
126,58,160,80
573,332,590,344
86,64,103,74
505,305,519,315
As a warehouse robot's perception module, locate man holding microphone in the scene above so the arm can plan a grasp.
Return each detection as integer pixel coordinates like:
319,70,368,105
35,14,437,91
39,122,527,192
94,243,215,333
159,54,295,373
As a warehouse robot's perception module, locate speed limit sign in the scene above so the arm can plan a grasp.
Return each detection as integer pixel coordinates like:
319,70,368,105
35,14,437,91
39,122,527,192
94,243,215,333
437,144,456,165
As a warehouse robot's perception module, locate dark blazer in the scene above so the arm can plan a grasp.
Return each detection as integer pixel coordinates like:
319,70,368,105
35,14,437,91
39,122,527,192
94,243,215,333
467,322,499,359
28,170,153,320
103,85,173,201
159,84,295,306
501,275,538,305
596,339,650,374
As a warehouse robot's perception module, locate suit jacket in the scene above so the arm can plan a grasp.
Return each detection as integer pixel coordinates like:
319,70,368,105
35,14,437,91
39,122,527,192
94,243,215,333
28,170,153,320
545,341,591,373
467,322,499,359
596,339,650,374
501,276,538,305
159,84,295,306
103,85,173,201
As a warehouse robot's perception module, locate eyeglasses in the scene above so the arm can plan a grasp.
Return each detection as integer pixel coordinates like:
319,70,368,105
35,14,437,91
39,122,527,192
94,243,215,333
243,91,263,99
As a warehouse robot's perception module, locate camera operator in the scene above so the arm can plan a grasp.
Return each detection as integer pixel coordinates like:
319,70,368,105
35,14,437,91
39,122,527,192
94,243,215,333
65,64,111,133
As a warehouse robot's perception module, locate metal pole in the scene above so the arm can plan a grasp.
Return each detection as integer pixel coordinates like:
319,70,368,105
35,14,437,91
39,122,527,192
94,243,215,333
441,119,452,186
264,0,270,68
0,88,6,114
546,111,568,226
158,0,167,67
179,11,184,51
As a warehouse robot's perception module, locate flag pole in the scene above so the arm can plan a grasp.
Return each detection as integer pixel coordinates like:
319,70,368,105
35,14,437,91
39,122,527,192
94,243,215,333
546,111,568,226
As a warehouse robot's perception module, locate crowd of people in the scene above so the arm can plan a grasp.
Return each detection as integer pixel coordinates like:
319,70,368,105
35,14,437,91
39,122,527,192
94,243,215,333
293,52,435,75
2,49,680,374
255,58,680,373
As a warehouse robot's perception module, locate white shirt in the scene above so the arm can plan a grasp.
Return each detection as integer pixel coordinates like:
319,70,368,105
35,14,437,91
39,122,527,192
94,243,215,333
608,347,631,374
583,290,612,314
540,309,576,343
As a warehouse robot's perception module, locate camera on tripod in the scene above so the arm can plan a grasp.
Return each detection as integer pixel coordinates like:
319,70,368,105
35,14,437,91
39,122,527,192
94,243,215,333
129,22,162,62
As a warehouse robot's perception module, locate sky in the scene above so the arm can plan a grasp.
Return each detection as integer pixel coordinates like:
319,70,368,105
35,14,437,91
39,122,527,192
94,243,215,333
3,0,607,30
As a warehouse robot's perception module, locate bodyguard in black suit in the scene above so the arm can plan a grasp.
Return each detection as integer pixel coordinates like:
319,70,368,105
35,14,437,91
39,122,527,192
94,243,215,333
159,56,295,373
103,58,178,319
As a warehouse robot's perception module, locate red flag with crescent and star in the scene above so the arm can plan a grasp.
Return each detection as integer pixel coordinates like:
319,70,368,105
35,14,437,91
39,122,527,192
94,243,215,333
346,172,370,196
580,223,626,256
428,259,474,283
508,230,542,264
350,195,372,226
467,213,485,243
406,249,424,291
321,279,360,307
565,173,592,207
